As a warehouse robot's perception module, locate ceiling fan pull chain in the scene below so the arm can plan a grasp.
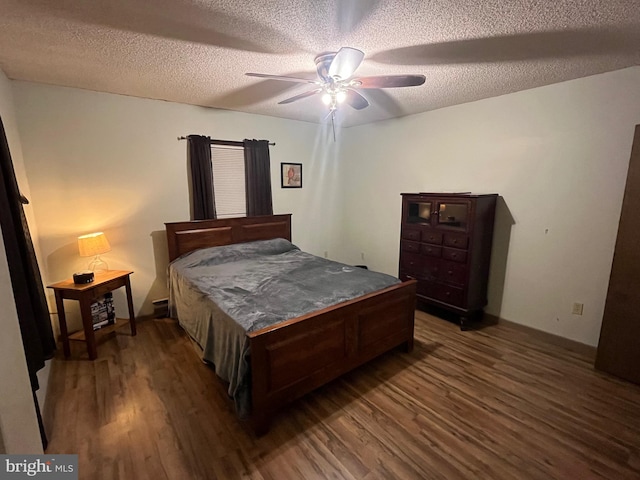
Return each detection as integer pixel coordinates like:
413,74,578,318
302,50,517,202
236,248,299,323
332,111,336,142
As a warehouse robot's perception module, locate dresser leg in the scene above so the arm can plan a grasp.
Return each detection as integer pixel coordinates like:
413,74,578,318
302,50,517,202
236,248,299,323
251,412,270,436
401,337,414,353
460,310,485,330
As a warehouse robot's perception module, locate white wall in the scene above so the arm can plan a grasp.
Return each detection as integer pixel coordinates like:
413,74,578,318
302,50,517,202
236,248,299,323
0,69,43,454
12,68,640,349
12,82,342,328
338,67,640,346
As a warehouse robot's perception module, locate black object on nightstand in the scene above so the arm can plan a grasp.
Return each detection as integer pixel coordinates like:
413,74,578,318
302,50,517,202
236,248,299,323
73,270,94,284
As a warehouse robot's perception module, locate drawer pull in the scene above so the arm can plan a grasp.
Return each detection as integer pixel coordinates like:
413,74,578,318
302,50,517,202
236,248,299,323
452,239,458,244
448,270,453,275
451,253,457,258
445,291,451,296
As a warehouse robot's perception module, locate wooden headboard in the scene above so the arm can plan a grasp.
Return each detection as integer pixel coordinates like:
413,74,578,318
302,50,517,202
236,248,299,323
165,214,292,261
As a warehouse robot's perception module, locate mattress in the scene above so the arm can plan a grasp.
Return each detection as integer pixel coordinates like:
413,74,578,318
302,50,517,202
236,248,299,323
168,238,399,416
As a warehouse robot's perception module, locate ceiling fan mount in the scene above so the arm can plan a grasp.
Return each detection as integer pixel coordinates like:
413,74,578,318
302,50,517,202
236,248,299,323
245,47,426,114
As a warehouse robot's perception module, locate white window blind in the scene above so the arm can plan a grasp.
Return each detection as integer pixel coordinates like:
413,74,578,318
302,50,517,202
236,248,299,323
211,146,246,218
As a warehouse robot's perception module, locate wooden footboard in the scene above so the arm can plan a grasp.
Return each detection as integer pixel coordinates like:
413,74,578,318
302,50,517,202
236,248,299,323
248,279,417,434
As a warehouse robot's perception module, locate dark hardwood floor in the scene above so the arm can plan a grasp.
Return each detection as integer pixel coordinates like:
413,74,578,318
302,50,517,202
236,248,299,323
44,311,640,479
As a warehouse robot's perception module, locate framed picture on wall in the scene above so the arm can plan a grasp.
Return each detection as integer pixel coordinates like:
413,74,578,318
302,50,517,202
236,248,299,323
281,163,302,188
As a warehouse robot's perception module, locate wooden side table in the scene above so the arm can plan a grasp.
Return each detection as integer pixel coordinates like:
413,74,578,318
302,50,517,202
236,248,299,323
47,270,137,360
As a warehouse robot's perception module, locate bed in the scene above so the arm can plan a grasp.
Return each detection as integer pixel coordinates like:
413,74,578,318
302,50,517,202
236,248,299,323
165,214,417,434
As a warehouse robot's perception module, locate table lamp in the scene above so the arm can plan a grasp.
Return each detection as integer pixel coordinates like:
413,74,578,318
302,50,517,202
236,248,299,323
78,232,111,272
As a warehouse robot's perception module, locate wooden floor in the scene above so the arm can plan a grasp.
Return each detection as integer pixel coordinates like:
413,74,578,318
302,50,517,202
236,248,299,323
44,311,640,480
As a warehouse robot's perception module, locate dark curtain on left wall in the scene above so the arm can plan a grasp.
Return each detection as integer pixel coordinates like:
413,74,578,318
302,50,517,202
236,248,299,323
0,116,55,449
187,134,216,220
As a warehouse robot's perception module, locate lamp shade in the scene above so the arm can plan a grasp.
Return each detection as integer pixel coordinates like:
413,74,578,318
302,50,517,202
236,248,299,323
78,232,111,257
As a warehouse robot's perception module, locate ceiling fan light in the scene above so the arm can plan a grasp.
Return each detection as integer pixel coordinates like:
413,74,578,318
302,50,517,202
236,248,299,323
336,91,347,103
322,93,332,105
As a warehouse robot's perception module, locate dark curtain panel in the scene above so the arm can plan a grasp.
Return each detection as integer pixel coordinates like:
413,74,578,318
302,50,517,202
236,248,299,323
187,135,216,220
0,117,55,447
243,139,273,216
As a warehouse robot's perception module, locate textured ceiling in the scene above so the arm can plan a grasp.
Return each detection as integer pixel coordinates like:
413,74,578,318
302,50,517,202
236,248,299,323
1,0,639,127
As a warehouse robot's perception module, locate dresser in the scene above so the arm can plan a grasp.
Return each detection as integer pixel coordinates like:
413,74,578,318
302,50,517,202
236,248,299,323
399,193,498,329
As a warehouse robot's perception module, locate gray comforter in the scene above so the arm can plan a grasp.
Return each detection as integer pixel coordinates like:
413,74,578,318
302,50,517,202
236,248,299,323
168,238,399,417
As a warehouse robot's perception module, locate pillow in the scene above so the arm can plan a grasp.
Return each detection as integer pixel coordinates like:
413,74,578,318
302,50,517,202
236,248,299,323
172,238,299,269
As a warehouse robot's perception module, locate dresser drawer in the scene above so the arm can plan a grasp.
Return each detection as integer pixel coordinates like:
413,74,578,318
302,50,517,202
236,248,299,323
399,270,419,282
442,247,467,263
421,244,442,258
402,228,421,241
416,279,438,298
401,240,421,253
443,233,468,249
422,230,443,245
437,260,467,286
423,257,440,279
434,283,465,307
400,252,423,273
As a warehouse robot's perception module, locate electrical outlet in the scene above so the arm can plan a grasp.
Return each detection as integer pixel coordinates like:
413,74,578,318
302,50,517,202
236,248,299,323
361,252,365,261
324,251,328,258
572,302,584,315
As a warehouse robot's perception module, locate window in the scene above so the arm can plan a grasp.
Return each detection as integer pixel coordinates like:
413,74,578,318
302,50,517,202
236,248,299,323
211,145,246,218
187,135,272,220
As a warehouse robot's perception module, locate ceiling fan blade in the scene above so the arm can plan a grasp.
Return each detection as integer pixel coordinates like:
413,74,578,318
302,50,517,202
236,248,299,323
328,47,365,79
246,73,318,84
278,88,323,104
344,89,369,110
352,75,426,88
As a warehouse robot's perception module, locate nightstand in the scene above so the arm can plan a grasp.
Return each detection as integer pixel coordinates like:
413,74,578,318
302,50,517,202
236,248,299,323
47,270,137,360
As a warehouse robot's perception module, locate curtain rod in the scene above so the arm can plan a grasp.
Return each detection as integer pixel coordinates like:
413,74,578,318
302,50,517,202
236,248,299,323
177,136,275,146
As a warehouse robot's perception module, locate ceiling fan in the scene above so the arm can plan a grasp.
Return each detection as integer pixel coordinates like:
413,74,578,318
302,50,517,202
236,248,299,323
245,47,426,128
